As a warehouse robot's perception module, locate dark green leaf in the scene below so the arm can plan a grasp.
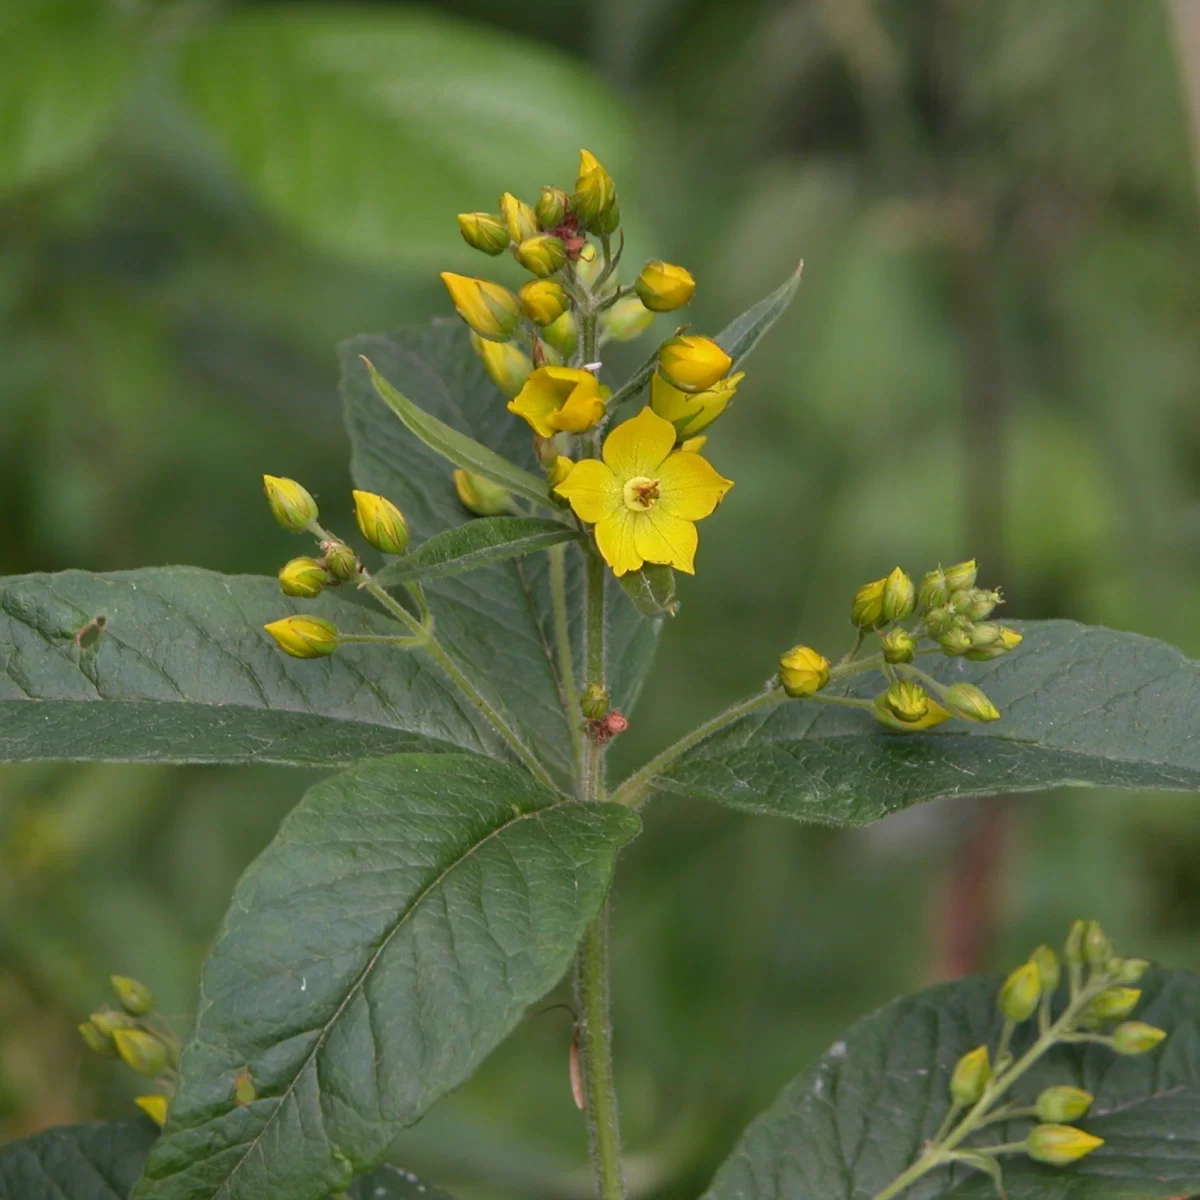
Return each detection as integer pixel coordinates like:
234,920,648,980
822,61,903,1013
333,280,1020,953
704,968,1200,1200
618,564,679,617
346,1163,454,1199
135,753,639,1200
0,1119,157,1199
362,358,553,509
177,7,631,267
714,261,804,367
373,518,582,586
0,568,503,767
654,621,1200,824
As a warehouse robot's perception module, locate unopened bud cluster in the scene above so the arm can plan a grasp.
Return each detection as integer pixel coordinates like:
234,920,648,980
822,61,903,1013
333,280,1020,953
79,975,178,1128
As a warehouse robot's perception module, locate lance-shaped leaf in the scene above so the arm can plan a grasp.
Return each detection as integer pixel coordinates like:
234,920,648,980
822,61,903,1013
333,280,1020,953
652,621,1200,824
703,967,1200,1200
0,568,503,767
0,1119,157,1199
715,260,804,366
373,517,582,587
135,753,639,1200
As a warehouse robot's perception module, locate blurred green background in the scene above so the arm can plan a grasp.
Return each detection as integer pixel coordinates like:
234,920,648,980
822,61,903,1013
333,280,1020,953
3,0,1200,1195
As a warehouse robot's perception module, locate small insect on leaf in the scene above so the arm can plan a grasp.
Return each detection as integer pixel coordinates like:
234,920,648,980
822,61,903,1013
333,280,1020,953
233,1068,256,1106
74,615,107,650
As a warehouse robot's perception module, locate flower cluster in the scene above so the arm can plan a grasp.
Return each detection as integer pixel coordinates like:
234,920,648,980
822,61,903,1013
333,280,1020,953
776,560,1023,732
874,920,1166,1199
442,149,740,579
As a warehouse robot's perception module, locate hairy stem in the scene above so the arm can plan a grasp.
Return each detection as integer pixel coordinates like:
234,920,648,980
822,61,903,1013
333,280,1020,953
550,543,584,781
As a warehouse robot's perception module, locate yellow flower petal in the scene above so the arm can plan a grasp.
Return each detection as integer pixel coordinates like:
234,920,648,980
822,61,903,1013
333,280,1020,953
656,450,734,521
509,367,604,438
634,509,699,574
554,458,621,524
594,509,643,576
549,387,606,433
602,407,676,479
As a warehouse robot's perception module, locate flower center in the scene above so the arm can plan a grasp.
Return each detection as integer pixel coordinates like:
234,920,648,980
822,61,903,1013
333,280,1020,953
622,475,660,511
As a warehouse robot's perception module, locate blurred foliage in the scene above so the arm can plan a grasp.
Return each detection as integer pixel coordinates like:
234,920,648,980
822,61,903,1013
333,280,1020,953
2,0,1200,1196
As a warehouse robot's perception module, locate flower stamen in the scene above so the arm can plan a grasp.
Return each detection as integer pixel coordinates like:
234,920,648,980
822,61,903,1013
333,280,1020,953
623,476,660,510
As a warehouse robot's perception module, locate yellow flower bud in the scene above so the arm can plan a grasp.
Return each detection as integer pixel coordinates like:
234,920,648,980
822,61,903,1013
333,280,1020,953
1031,944,1062,993
919,567,949,610
571,149,617,228
581,683,609,720
278,556,328,599
1112,1021,1167,1055
968,622,1003,648
453,469,511,516
680,435,708,453
263,475,318,533
880,680,929,723
547,455,575,490
519,279,569,327
873,690,952,732
440,272,522,342
1026,1124,1104,1166
635,260,696,312
881,567,915,622
851,577,887,628
457,211,509,256
79,1021,116,1057
535,185,569,230
778,645,830,697
939,626,974,656
1083,920,1112,968
944,559,978,592
1035,1086,1093,1124
949,1044,991,1106
113,1028,169,1077
942,683,1000,723
650,371,743,437
264,615,338,659
997,627,1023,650
471,332,534,397
352,490,409,555
603,295,655,342
135,1095,169,1126
880,627,916,664
657,335,733,394
998,960,1041,1022
1086,987,1141,1023
110,975,154,1017
514,234,567,277
499,192,539,243
542,310,579,360
321,542,358,582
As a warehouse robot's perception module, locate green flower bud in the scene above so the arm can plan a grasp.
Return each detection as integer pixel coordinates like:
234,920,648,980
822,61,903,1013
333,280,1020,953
321,542,358,582
457,212,509,256
964,626,1023,661
1035,1086,1094,1124
542,310,579,360
1083,920,1112,969
939,626,974,656
924,605,956,635
969,623,1003,648
1026,1123,1104,1165
79,1021,116,1057
942,683,1001,723
959,588,1002,621
944,559,978,593
1086,987,1141,1023
514,234,567,278
592,194,621,236
135,1094,169,1126
581,683,610,720
278,556,328,599
112,1028,169,1078
453,469,511,516
263,475,318,533
1112,1021,1167,1055
264,615,338,659
881,681,930,723
1031,945,1062,994
352,490,409,555
535,186,569,230
880,627,916,664
998,960,1041,1022
1115,958,1150,984
850,577,886,628
919,568,949,611
1065,919,1087,967
90,1008,134,1038
881,567,916,622
603,295,655,342
949,1044,991,1106
110,975,154,1017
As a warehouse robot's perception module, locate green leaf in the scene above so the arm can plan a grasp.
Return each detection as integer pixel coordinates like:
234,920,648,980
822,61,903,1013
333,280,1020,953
0,1119,157,1198
714,260,804,366
362,358,553,509
373,517,582,587
176,7,631,267
346,1164,454,1200
135,753,639,1200
703,968,1200,1200
0,2,139,195
654,621,1200,824
0,567,505,767
618,564,679,618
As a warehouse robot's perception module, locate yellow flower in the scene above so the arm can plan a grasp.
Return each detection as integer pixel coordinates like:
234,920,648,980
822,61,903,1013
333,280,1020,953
635,260,696,312
508,366,607,437
135,1095,169,1127
572,149,617,228
440,272,521,341
499,192,539,243
262,475,318,532
471,333,533,397
519,279,569,326
680,435,707,453
453,469,511,516
650,370,743,436
456,212,509,256
352,490,409,554
547,455,575,490
554,406,733,576
657,334,733,393
264,615,338,659
778,646,830,697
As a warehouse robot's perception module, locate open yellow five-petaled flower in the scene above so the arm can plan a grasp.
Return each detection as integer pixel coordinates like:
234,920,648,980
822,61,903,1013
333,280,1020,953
554,407,733,576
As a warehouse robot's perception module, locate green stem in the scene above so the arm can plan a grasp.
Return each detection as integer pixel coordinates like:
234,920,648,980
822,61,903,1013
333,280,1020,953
580,548,606,802
339,633,424,647
550,543,584,780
